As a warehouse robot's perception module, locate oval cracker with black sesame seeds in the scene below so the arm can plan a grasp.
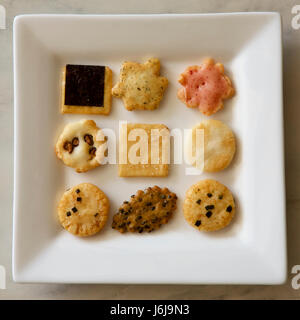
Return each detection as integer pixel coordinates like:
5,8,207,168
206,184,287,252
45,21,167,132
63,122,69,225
183,179,235,232
112,186,177,234
58,183,109,237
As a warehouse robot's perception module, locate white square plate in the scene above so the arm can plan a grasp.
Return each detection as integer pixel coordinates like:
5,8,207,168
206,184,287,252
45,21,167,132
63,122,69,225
13,13,286,284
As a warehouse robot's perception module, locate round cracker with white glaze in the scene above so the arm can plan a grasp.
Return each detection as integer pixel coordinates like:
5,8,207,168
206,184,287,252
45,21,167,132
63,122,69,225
55,119,104,173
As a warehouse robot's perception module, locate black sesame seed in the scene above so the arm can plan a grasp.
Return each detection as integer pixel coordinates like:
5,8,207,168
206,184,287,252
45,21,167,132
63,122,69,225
136,215,142,221
124,201,129,204
151,206,155,211
94,213,99,217
207,193,212,198
196,199,201,205
131,195,135,198
218,195,223,199
162,201,168,207
195,220,201,227
146,202,152,206
139,228,143,233
205,205,214,210
72,207,77,213
226,205,233,213
76,189,80,193
77,197,82,202
66,211,71,217
206,211,212,218
120,208,125,213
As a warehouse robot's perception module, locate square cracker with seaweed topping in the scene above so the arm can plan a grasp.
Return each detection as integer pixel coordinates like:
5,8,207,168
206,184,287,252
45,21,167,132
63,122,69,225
61,64,112,115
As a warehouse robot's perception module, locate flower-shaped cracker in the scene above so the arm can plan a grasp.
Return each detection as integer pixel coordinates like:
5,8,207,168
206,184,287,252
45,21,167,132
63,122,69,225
177,58,234,116
112,58,168,111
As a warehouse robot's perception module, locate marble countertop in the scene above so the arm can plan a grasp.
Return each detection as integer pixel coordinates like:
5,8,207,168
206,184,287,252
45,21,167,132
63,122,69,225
1,0,300,299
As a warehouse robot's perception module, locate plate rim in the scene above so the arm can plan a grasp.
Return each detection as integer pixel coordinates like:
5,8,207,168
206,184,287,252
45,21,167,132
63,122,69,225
12,12,286,284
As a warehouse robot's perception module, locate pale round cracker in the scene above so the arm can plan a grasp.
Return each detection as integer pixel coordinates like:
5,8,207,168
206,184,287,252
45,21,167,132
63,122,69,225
188,119,236,172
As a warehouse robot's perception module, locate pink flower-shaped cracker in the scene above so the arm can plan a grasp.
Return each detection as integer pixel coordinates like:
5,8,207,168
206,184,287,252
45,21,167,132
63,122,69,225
177,58,234,116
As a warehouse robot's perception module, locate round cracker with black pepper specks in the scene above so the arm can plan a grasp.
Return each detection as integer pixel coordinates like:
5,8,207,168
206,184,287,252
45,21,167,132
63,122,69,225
55,119,104,173
112,186,177,233
58,183,109,237
183,179,235,232
112,58,168,111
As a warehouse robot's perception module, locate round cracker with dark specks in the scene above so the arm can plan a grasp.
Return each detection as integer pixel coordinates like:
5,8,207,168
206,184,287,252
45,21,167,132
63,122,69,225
58,183,109,237
183,179,235,231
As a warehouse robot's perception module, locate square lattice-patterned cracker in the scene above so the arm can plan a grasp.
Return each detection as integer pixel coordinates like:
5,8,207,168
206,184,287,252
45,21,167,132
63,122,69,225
119,123,169,177
61,64,112,115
